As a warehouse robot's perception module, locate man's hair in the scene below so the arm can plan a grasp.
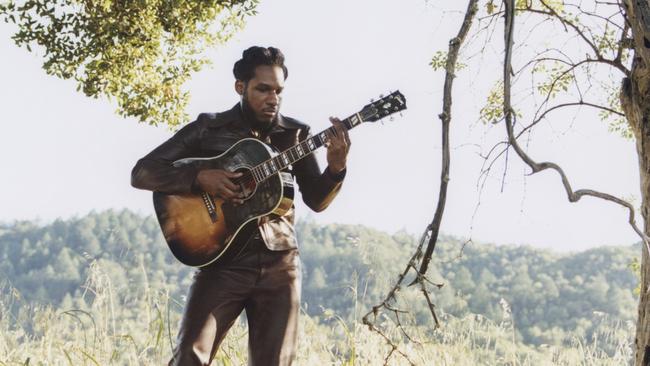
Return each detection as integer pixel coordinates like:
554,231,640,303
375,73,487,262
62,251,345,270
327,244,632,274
233,46,288,82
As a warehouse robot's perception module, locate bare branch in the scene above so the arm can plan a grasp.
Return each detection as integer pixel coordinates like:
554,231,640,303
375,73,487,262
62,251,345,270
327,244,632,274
528,57,622,124
417,0,479,277
520,1,630,75
501,0,650,255
361,224,430,365
519,100,625,137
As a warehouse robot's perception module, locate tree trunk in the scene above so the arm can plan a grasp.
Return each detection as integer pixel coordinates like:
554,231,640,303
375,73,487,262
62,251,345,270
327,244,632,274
621,3,650,365
622,58,650,365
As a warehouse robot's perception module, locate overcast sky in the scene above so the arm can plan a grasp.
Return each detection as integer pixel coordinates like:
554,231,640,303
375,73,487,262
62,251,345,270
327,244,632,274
0,0,642,252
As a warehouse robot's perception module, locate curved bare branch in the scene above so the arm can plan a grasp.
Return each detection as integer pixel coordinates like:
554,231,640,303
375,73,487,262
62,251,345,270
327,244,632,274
502,0,650,255
519,100,624,137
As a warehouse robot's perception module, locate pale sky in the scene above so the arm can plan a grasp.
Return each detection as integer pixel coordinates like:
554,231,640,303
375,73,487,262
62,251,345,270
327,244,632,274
0,0,642,252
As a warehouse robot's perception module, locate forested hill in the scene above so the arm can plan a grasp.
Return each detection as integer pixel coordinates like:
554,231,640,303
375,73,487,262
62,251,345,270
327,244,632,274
0,209,639,346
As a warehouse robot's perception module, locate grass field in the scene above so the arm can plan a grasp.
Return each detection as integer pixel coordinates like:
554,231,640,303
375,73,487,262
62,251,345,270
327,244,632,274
0,276,633,366
0,292,633,366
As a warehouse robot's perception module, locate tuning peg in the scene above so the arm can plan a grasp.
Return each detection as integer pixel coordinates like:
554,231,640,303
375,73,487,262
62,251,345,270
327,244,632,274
389,116,394,122
370,98,374,102
399,112,403,117
379,94,384,98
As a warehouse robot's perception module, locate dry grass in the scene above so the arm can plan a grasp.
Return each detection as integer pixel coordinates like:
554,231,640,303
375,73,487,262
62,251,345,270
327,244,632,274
0,261,634,366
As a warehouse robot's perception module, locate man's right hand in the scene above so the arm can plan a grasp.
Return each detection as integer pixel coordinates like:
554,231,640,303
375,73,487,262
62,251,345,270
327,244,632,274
196,169,245,204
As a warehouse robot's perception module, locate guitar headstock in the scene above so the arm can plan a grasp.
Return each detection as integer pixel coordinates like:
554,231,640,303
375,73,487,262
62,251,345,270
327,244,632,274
359,90,407,123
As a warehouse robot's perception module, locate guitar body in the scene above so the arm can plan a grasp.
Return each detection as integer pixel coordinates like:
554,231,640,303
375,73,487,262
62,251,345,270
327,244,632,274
153,138,294,267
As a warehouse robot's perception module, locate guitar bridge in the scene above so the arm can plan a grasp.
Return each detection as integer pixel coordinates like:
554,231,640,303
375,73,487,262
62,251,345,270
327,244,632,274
201,192,218,223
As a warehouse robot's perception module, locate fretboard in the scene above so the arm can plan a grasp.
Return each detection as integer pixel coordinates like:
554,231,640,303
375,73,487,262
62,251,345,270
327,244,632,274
251,112,364,183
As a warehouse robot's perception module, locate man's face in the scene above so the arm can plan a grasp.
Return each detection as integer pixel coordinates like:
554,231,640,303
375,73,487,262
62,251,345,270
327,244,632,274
236,65,285,125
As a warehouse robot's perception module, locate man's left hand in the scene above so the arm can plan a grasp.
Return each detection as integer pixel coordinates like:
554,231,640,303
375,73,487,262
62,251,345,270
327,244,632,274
326,116,351,174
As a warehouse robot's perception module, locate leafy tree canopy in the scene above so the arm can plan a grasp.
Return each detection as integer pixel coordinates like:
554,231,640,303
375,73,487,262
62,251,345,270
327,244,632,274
0,0,259,127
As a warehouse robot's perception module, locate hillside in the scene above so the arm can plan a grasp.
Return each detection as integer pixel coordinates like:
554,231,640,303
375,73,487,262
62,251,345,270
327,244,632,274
0,209,639,347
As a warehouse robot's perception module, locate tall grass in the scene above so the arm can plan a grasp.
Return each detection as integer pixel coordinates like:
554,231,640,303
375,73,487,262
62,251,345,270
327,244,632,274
0,260,634,365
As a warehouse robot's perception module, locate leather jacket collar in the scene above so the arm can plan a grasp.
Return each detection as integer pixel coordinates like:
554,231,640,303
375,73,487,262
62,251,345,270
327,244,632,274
205,103,306,132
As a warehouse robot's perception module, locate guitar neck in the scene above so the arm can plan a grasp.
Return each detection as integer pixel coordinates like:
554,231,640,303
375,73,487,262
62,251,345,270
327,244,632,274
250,112,364,183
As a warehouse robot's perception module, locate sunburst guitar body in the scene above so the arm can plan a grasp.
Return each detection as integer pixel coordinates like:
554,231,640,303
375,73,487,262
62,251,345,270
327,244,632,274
153,138,294,267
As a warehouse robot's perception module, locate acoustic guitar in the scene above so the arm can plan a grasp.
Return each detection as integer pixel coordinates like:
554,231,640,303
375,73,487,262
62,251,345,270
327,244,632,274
153,91,407,267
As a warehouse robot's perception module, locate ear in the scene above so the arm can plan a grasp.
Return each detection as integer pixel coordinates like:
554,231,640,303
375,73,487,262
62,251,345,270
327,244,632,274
235,80,245,96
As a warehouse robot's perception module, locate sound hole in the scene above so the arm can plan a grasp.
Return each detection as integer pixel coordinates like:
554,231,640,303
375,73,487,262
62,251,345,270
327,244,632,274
233,166,257,200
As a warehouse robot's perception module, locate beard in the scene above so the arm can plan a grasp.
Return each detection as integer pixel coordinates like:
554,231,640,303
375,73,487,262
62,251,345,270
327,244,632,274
240,96,279,134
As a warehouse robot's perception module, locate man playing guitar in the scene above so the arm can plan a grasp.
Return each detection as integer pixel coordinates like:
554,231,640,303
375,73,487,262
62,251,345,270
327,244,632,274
131,46,350,366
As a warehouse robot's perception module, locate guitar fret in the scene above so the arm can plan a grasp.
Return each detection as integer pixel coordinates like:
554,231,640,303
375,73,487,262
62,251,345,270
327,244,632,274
275,156,284,170
255,166,264,181
281,153,290,166
257,167,264,182
348,113,361,128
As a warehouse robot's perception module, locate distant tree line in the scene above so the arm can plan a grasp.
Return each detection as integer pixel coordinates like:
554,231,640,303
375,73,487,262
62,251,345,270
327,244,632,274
0,210,638,346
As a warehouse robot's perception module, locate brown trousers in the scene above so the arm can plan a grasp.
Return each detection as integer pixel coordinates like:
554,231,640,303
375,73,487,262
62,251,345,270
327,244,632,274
168,236,301,366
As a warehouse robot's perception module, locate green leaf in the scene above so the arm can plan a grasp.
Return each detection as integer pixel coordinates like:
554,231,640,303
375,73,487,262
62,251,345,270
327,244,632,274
1,0,259,127
487,1,496,15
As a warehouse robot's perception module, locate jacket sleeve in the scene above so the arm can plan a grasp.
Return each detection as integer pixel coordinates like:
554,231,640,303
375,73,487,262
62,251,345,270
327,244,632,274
131,120,203,195
292,127,346,212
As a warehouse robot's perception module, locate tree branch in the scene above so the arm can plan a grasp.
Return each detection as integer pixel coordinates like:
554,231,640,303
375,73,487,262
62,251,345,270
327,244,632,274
502,0,650,255
519,100,625,137
521,1,630,75
362,4,478,353
417,0,479,277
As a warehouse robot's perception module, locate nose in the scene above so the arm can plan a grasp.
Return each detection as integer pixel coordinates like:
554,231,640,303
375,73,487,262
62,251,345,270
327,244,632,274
267,91,280,106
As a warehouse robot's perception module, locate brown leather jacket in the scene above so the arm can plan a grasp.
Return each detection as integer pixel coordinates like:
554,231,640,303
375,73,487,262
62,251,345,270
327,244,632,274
131,103,345,251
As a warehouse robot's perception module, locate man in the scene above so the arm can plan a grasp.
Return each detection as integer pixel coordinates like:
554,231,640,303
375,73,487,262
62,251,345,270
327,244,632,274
131,46,350,365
